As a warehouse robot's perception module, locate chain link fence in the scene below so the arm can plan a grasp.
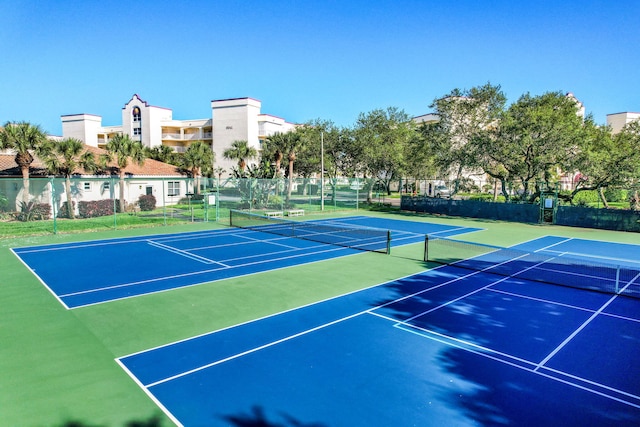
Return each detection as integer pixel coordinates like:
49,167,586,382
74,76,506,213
0,176,386,236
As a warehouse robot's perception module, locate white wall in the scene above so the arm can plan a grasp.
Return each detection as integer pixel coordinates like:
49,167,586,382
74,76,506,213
211,98,261,174
607,112,640,134
61,114,103,147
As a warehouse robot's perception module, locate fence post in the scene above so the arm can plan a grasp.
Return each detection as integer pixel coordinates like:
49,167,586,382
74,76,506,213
51,177,57,235
112,177,117,230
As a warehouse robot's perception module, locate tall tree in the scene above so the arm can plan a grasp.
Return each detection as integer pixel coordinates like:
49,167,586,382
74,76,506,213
570,119,640,207
264,131,304,201
430,83,506,194
0,121,48,204
182,141,214,194
101,134,146,213
223,140,257,177
41,138,97,219
353,107,414,198
484,91,585,199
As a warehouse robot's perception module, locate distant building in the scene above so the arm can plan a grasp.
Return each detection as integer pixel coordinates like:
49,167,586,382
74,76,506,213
61,95,297,176
607,112,640,134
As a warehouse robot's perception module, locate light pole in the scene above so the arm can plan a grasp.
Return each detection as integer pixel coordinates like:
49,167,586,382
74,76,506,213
320,131,324,211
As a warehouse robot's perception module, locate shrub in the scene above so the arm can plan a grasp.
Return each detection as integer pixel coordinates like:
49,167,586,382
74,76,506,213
15,201,51,221
604,188,628,203
573,190,599,206
0,191,8,212
58,201,76,218
78,199,115,218
138,194,156,211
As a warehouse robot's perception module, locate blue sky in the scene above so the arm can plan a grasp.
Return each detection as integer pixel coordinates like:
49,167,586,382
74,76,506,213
1,0,638,136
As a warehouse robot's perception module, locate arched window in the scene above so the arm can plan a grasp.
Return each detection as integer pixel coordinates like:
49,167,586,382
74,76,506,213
132,106,141,122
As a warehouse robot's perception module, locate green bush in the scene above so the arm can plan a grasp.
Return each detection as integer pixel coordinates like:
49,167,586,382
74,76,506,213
573,190,599,206
0,191,8,212
604,188,628,203
138,194,156,211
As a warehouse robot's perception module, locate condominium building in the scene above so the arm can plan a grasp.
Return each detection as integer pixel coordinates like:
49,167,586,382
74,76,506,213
607,111,640,134
61,95,297,176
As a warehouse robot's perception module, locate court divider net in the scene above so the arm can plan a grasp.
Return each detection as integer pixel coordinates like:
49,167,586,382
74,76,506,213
424,235,640,299
229,210,391,254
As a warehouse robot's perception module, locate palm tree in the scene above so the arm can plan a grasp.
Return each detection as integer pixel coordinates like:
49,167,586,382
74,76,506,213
41,138,97,219
0,121,48,205
266,132,303,201
213,167,226,181
145,145,177,164
100,134,145,213
223,140,257,176
183,141,214,195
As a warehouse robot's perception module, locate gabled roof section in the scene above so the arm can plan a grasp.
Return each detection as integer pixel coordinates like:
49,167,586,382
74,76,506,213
124,94,172,111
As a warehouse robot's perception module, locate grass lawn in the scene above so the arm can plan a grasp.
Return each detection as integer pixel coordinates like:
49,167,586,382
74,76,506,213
2,210,639,426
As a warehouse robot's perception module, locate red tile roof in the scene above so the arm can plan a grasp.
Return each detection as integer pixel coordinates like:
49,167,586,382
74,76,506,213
0,145,185,177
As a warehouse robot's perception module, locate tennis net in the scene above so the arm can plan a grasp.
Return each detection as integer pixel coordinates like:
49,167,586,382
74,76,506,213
424,235,640,299
229,210,391,254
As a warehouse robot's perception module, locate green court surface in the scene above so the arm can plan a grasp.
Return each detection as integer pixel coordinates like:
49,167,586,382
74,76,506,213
2,211,639,426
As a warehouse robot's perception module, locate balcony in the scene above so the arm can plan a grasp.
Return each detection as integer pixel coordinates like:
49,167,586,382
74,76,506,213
161,132,213,141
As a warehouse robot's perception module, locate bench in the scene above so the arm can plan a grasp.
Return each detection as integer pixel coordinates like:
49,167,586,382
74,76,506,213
265,211,284,218
286,209,304,217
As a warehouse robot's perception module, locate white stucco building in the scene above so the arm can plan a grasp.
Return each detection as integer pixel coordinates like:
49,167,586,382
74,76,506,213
61,95,297,176
607,112,640,134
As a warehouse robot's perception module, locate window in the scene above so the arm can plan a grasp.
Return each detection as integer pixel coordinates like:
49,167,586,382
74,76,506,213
133,128,141,136
167,181,180,196
132,106,141,122
83,182,91,191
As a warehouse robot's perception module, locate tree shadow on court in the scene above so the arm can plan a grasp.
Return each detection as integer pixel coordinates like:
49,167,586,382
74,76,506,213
432,344,637,426
371,278,638,426
220,405,327,427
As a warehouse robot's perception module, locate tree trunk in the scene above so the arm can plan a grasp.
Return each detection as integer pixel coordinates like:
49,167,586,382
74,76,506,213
287,159,294,202
631,189,640,211
20,165,30,205
119,171,126,213
598,187,609,208
65,176,75,219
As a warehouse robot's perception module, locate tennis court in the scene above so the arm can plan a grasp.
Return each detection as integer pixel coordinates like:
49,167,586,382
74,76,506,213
115,234,640,426
12,215,477,309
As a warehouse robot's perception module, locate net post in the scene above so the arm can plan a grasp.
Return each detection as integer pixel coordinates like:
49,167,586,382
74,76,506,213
229,209,233,227
386,230,391,255
424,235,429,263
615,265,621,294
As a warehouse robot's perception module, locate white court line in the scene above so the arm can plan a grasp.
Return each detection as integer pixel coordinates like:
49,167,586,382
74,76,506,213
13,229,233,254
59,242,348,299
146,240,227,266
543,249,640,266
145,311,365,388
487,287,597,313
116,359,184,427
380,313,640,409
9,248,71,310
535,271,640,371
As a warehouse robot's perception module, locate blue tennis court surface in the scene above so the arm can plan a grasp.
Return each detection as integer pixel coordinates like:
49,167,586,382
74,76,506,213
12,216,476,309
118,236,640,426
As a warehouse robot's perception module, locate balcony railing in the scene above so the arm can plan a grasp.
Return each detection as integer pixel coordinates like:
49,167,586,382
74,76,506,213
162,132,213,140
